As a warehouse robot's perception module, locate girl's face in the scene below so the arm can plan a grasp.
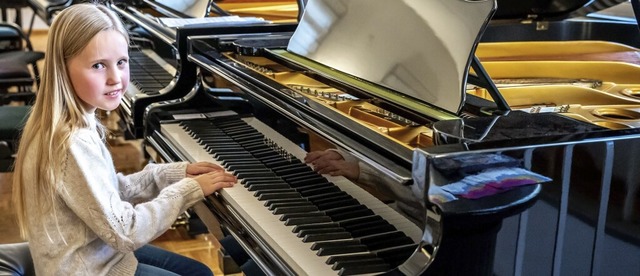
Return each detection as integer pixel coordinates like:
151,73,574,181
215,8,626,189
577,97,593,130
66,29,129,113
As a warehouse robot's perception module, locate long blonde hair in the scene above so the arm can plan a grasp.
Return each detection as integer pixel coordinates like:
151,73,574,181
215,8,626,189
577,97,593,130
12,3,130,239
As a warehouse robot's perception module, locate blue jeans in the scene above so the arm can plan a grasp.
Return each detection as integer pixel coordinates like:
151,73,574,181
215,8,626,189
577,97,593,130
134,244,213,276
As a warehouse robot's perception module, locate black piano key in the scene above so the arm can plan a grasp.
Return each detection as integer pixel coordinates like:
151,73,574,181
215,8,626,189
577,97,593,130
306,191,350,203
284,216,333,226
272,205,318,215
278,210,327,221
326,252,378,265
223,158,263,165
264,159,295,168
229,129,263,138
264,198,309,207
253,188,295,197
290,214,383,234
215,153,255,160
287,176,330,188
350,223,397,238
225,164,270,172
298,185,341,197
213,151,250,160
330,208,374,221
236,171,278,179
226,162,266,171
205,147,244,154
337,261,390,276
222,124,254,132
268,201,314,211
280,204,366,222
294,182,334,192
257,192,301,201
296,227,346,238
243,179,286,188
247,183,291,192
327,244,417,268
240,177,281,185
247,146,273,154
313,231,405,252
302,232,352,243
316,198,360,211
292,222,340,233
235,135,266,144
254,151,280,160
316,244,368,256
279,211,326,220
271,163,314,175
281,171,321,181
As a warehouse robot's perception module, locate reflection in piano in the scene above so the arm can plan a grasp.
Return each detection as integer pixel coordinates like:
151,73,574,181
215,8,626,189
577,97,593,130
140,0,640,275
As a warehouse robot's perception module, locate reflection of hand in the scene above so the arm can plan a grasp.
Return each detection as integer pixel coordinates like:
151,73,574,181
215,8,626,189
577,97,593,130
193,171,236,196
305,150,360,181
186,161,224,177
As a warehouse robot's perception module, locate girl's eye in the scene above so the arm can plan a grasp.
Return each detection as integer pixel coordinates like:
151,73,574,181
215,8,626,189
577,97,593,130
117,59,128,66
92,63,105,69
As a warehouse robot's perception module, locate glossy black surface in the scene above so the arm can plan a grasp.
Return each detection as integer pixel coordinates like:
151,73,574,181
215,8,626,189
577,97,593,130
432,112,640,152
483,19,640,48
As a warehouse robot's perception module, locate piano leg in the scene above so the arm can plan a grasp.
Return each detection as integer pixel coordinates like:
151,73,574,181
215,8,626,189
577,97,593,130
426,216,503,276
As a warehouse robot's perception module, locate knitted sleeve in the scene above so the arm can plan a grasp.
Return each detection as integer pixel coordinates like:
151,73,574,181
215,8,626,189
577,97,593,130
57,131,205,251
116,162,189,203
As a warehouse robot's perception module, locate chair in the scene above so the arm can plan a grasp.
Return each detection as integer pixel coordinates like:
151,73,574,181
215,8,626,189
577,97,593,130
0,22,43,98
0,243,35,276
0,22,41,172
0,0,28,27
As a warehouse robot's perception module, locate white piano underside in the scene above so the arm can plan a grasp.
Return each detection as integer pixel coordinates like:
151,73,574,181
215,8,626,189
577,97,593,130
161,116,423,275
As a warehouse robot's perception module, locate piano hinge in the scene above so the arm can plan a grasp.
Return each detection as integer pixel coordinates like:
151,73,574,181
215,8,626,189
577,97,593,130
535,21,549,31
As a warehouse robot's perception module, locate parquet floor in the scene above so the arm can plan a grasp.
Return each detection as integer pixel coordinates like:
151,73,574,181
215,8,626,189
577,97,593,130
0,30,240,275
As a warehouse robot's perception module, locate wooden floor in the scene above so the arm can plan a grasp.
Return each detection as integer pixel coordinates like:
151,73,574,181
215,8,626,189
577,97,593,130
0,30,241,275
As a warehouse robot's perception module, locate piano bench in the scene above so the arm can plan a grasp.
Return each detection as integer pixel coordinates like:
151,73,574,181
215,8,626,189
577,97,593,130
0,242,34,276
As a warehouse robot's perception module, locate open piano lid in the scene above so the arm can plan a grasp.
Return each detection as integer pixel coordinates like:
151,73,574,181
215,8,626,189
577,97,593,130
277,0,496,115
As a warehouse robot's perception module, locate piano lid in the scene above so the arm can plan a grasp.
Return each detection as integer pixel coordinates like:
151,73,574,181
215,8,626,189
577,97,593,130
284,0,496,115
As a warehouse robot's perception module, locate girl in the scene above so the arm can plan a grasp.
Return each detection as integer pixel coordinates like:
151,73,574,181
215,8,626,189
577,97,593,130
12,3,236,275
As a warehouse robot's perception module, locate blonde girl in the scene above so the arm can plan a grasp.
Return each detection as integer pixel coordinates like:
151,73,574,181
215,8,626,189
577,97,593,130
12,3,235,275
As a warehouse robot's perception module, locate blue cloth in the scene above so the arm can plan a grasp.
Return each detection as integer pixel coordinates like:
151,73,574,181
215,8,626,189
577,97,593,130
134,244,213,276
220,236,265,276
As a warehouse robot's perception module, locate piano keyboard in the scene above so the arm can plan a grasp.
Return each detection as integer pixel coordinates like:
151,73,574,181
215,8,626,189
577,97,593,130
160,112,423,276
125,49,176,100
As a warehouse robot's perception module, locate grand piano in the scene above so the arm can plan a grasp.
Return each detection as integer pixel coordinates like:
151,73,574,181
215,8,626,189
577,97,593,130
112,0,300,139
141,0,640,275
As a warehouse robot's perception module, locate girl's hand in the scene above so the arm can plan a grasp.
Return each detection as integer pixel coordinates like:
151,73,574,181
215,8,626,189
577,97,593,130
186,161,224,177
304,150,343,164
305,150,359,181
193,171,237,196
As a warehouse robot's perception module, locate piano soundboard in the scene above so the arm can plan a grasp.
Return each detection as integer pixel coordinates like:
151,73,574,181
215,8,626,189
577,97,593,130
159,110,423,275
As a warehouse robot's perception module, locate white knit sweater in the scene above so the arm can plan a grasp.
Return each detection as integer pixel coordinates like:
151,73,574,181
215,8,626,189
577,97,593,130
21,117,204,275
